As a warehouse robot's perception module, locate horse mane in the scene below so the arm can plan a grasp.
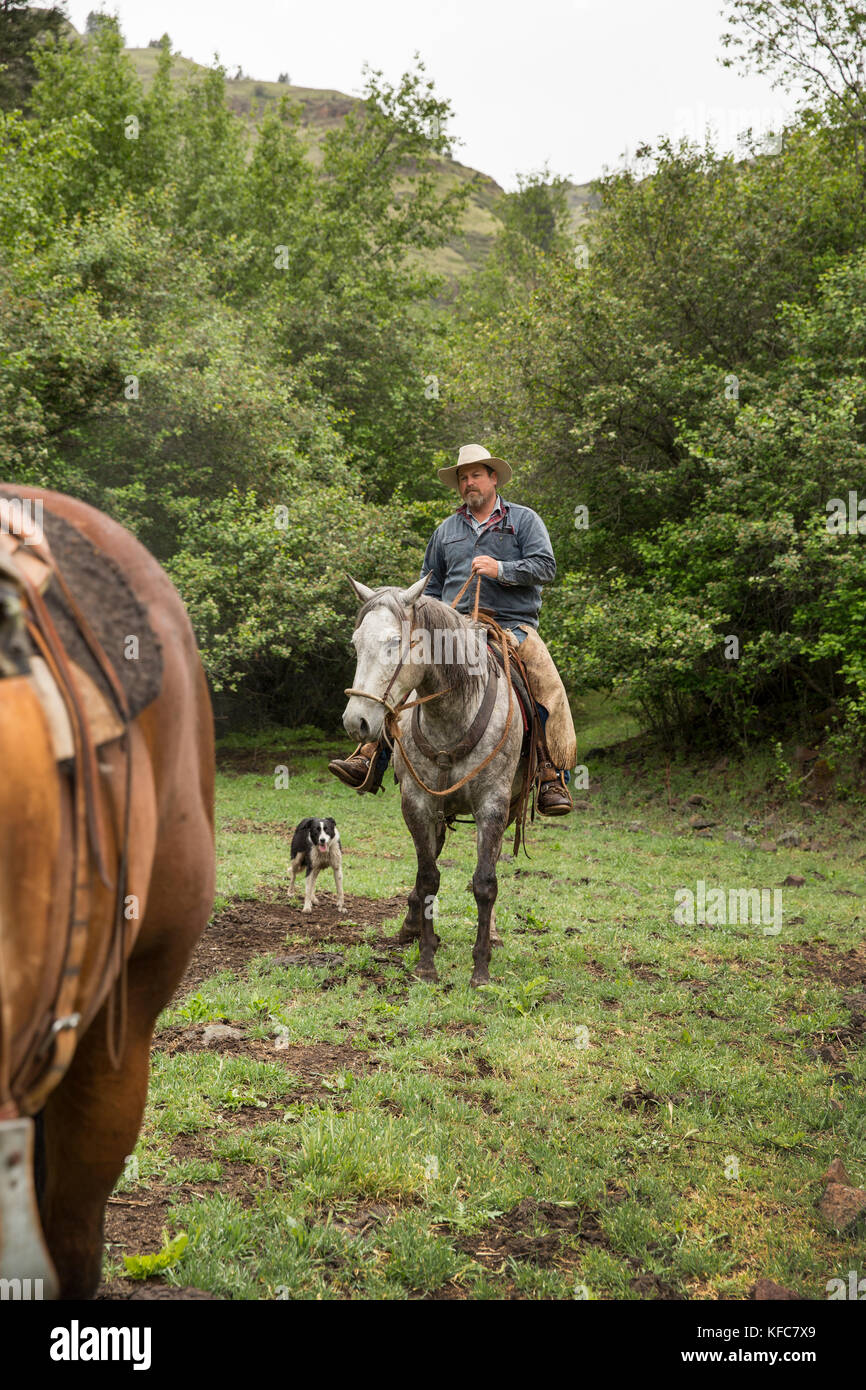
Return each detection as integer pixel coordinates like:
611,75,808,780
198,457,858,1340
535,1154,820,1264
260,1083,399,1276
353,588,489,698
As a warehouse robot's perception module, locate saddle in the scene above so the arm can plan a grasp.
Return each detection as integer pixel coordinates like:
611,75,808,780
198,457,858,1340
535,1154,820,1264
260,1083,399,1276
0,510,138,1115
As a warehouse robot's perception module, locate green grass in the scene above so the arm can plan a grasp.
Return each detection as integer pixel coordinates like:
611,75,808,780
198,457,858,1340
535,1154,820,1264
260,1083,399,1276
106,731,866,1300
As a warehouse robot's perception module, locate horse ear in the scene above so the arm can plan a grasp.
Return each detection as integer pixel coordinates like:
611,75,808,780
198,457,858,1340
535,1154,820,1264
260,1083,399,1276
397,573,431,606
348,575,375,603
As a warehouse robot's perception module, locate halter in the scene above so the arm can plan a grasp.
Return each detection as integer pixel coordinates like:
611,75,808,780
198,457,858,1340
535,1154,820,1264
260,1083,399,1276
344,600,454,731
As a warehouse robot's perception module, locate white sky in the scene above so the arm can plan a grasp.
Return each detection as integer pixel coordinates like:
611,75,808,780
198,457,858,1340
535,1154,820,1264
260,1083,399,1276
64,0,800,190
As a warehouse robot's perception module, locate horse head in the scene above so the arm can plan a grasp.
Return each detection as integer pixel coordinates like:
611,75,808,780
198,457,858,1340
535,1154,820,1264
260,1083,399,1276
342,574,431,741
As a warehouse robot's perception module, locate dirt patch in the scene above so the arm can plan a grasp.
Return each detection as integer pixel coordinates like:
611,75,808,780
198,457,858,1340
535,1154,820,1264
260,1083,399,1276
450,1086,501,1115
154,1024,378,1080
782,942,866,990
97,1156,282,1300
171,894,407,1000
615,1084,665,1111
627,962,662,982
803,995,866,1064
450,1198,609,1270
629,1271,679,1299
316,1201,399,1238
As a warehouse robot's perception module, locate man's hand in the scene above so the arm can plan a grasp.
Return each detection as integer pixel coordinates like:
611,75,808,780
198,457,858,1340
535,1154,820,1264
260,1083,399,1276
471,556,499,578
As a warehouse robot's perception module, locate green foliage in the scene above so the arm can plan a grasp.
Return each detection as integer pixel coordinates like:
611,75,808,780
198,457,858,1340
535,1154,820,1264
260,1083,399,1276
0,32,461,720
0,0,66,112
482,974,552,1016
122,1231,188,1281
178,993,213,1023
5,13,866,747
449,97,866,748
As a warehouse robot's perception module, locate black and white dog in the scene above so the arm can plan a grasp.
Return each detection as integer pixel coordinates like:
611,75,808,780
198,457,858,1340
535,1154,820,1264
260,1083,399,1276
289,817,345,913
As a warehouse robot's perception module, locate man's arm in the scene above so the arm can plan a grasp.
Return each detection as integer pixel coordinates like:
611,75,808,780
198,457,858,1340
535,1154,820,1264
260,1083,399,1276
420,527,445,600
499,510,556,587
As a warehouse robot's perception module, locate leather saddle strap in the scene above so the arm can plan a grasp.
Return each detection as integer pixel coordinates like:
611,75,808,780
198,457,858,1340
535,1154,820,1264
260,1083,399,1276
50,564,133,1068
410,658,499,770
21,577,112,887
13,622,92,1112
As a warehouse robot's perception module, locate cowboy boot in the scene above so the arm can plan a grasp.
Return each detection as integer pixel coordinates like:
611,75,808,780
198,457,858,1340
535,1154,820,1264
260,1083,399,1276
536,761,573,816
328,741,387,794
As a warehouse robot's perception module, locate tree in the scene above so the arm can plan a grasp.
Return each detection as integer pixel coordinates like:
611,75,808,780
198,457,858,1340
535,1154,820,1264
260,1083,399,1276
85,8,121,40
721,1,866,184
0,0,66,110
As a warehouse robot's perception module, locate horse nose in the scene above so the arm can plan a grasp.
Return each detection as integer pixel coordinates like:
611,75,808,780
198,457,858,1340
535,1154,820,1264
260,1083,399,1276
359,716,369,739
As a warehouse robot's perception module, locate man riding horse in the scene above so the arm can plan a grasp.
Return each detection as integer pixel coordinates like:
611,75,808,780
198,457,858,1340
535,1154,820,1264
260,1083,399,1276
329,444,576,815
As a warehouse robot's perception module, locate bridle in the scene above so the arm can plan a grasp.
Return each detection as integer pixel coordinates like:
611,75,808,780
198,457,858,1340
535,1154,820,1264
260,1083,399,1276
344,573,518,799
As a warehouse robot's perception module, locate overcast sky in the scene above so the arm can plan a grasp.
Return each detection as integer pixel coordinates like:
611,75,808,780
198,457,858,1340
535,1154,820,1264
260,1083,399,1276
64,0,800,190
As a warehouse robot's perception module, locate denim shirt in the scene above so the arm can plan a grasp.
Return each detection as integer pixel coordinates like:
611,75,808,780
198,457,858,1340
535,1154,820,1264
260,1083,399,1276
420,500,556,629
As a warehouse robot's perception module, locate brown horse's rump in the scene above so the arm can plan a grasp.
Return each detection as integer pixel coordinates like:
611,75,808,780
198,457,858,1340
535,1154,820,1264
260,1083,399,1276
0,489,162,718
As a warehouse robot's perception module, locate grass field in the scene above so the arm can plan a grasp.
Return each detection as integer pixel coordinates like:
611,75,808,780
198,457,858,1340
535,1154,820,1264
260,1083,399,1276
101,727,866,1300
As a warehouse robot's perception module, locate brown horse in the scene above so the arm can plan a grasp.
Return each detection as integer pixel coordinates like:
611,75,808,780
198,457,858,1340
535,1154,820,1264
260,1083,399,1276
0,485,214,1299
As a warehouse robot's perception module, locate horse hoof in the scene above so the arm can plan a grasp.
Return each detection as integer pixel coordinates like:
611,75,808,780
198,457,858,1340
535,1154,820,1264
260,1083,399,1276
470,973,489,988
491,937,504,949
414,965,438,984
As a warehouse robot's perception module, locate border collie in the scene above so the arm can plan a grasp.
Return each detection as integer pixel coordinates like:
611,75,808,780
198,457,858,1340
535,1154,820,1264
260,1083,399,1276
289,817,345,913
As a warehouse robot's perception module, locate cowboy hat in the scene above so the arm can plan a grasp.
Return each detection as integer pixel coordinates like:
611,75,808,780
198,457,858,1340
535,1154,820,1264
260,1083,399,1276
438,443,513,491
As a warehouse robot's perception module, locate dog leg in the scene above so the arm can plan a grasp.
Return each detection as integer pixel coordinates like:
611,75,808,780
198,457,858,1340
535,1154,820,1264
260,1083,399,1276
303,865,322,912
333,849,345,911
289,852,304,897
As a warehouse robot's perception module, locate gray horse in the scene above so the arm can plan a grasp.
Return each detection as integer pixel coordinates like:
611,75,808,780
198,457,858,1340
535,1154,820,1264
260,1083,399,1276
343,575,526,987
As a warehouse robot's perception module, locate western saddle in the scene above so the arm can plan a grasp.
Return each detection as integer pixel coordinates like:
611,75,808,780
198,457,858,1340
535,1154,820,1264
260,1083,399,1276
0,507,133,1118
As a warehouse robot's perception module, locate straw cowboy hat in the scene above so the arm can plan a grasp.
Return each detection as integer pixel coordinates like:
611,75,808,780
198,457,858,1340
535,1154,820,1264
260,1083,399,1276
438,444,513,491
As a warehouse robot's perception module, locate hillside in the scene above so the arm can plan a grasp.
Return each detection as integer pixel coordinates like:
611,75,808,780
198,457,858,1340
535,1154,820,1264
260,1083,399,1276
124,43,596,285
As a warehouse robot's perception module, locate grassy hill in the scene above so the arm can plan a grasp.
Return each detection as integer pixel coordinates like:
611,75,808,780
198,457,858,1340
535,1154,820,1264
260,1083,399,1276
123,43,596,286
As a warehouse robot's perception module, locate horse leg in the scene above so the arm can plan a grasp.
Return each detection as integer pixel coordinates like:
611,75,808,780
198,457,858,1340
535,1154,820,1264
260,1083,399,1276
400,820,445,944
471,813,506,987
39,776,214,1299
490,841,505,948
402,813,444,981
475,829,504,948
37,939,193,1298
